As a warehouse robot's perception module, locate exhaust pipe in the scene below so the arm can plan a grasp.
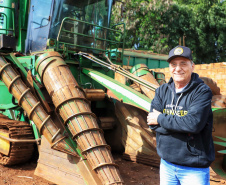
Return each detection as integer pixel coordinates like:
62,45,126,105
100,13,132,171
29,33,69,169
0,55,77,156
35,51,124,185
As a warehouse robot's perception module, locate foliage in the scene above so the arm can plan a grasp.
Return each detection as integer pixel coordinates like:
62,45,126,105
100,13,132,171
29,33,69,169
111,0,226,63
111,0,172,54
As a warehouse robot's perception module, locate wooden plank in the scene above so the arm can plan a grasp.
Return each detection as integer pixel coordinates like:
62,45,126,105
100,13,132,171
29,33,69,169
123,153,160,167
35,137,101,185
115,101,160,167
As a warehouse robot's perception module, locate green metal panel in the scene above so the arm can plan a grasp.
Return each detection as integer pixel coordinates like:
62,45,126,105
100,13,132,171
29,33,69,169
0,81,17,109
160,60,169,68
0,0,29,52
148,60,159,69
134,58,147,65
82,68,151,112
122,50,169,69
17,56,33,70
0,109,23,120
0,0,16,35
17,0,29,53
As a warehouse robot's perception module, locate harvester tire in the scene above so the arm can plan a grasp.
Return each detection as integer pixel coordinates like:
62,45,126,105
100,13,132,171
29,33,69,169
211,95,226,108
200,77,221,95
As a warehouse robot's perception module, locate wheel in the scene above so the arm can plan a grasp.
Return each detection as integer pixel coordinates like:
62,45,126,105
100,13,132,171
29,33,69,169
200,77,221,95
211,95,226,108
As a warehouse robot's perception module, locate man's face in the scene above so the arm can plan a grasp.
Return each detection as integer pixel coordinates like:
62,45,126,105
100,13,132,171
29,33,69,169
169,57,194,87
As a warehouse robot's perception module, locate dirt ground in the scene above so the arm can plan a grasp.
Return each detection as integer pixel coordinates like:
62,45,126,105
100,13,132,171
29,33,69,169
0,153,225,185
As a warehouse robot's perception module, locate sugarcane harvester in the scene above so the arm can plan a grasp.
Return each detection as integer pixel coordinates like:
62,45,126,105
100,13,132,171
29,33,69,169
1,0,225,184
0,0,162,184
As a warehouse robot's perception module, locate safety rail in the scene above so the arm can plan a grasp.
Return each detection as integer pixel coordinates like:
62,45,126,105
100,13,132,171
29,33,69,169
56,17,125,59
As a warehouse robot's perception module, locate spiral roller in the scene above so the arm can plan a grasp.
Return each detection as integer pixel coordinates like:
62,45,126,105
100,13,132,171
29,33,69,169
36,51,124,185
0,55,77,156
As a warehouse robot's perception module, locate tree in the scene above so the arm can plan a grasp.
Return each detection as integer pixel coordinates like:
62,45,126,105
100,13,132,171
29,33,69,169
111,0,226,63
172,0,226,63
111,0,172,53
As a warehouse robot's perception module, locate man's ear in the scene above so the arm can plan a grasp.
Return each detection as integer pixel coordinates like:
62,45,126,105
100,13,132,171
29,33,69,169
192,62,195,72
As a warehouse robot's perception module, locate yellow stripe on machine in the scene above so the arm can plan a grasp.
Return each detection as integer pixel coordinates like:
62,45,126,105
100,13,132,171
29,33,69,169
0,131,10,156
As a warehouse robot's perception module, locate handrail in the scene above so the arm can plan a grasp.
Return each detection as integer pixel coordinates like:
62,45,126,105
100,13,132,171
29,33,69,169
0,133,41,143
111,23,126,60
61,29,122,45
56,17,124,54
57,17,123,41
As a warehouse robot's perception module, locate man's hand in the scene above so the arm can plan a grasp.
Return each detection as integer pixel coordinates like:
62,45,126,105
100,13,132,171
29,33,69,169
147,109,161,125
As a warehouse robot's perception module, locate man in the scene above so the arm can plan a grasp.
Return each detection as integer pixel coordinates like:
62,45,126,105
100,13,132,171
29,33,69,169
147,46,215,185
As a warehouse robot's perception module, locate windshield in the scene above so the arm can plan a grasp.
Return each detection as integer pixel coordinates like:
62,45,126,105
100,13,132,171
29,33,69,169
25,0,53,53
49,0,113,53
51,0,112,29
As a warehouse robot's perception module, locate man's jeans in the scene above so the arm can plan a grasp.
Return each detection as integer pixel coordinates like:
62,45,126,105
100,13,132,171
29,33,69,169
160,158,210,185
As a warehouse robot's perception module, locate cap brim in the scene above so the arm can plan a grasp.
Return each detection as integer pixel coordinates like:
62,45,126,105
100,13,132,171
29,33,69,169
167,55,190,63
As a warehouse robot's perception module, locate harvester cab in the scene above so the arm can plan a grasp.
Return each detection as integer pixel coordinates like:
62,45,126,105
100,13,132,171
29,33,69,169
25,0,120,56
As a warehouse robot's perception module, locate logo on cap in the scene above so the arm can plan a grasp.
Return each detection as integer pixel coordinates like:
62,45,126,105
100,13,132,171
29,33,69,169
174,47,183,55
